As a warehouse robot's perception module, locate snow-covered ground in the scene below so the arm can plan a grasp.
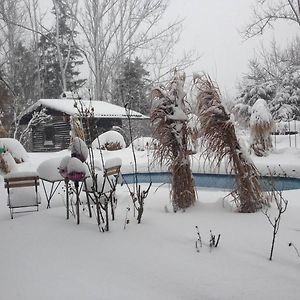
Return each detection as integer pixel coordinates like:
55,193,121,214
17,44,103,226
0,134,300,300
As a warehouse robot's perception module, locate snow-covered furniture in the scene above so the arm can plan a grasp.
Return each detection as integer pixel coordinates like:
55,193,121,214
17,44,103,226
4,171,41,219
83,158,122,230
37,157,65,208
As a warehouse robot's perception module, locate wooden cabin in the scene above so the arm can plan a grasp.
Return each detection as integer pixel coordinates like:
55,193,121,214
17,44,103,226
19,98,149,152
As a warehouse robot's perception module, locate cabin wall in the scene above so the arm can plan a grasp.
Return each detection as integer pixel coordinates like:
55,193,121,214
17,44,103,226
28,116,150,152
122,119,151,141
31,117,71,152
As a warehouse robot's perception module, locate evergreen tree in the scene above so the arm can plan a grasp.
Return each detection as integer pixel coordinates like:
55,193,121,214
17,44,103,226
39,0,85,99
113,57,150,114
235,39,300,122
271,69,300,120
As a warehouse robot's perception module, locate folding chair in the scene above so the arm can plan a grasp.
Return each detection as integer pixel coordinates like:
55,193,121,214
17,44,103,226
4,171,41,219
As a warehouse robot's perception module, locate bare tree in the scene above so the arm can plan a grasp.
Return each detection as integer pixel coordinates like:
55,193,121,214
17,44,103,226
68,0,184,101
18,108,52,146
262,189,288,261
0,0,29,137
243,0,300,38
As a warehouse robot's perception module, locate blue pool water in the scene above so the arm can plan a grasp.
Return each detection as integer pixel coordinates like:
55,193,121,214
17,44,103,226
122,172,300,191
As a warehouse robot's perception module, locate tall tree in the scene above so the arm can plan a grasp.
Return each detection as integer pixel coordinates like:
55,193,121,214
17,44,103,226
235,39,300,121
39,0,85,99
0,0,39,136
243,0,300,38
113,57,150,114
69,0,187,101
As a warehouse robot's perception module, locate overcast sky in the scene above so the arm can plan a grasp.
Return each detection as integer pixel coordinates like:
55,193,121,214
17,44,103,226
166,0,299,96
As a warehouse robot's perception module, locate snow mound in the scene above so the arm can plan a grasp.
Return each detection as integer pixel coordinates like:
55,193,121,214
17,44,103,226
250,99,273,126
37,157,65,181
0,138,29,163
67,157,87,182
104,157,122,169
92,131,126,151
71,137,89,162
67,157,87,174
131,137,158,151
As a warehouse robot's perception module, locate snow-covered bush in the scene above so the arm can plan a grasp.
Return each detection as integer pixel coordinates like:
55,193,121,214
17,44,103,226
67,157,86,182
151,71,196,211
250,99,274,156
131,137,158,151
58,156,71,178
0,152,18,174
193,74,267,213
92,130,126,151
0,138,29,163
71,137,89,162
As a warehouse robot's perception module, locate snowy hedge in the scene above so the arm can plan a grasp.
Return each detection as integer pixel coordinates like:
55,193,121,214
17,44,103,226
92,131,126,151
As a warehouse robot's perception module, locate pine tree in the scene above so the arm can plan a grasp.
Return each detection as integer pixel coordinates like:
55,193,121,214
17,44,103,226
39,0,85,99
271,69,300,121
113,57,150,114
235,39,300,122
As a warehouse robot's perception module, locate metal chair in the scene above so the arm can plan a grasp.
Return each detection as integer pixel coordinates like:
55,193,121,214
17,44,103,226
83,162,121,231
4,171,41,219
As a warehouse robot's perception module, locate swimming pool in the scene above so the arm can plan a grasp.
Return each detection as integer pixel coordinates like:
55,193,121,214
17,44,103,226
121,172,300,191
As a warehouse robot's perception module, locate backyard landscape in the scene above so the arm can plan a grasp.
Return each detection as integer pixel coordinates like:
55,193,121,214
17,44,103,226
1,0,300,299
0,132,300,300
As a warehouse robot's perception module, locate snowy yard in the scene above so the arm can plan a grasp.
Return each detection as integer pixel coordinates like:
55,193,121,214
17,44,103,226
0,135,300,300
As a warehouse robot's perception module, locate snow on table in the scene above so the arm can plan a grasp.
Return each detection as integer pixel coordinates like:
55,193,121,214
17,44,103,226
37,157,64,182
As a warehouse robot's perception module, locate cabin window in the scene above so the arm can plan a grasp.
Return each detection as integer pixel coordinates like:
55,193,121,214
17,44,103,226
44,125,55,146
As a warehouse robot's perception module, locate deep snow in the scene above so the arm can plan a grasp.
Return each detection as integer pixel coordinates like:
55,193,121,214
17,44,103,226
0,134,300,300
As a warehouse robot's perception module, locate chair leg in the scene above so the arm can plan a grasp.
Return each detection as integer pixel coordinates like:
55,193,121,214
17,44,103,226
110,196,115,221
105,203,109,231
84,181,93,218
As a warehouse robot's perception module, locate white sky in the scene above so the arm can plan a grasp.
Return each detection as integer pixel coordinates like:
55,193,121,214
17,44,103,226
166,0,299,96
39,0,299,97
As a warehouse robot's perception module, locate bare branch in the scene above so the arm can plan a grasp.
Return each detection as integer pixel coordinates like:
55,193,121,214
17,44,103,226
242,0,300,39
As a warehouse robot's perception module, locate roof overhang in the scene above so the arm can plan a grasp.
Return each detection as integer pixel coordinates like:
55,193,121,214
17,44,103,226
19,99,149,124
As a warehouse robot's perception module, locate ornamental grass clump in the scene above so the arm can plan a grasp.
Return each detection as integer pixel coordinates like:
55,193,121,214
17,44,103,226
151,71,196,211
193,74,267,213
250,98,274,156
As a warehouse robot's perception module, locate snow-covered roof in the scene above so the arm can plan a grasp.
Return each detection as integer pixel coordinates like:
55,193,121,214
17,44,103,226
22,99,149,120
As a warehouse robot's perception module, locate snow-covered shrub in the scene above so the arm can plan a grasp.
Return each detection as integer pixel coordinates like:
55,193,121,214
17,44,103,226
0,138,29,163
71,137,89,162
58,156,71,178
187,113,201,152
131,137,158,151
67,157,86,182
0,152,18,174
151,71,196,211
70,115,85,141
250,99,274,156
193,74,267,213
92,130,126,151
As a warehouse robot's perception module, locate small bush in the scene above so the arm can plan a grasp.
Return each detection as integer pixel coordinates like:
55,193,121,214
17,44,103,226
92,130,126,151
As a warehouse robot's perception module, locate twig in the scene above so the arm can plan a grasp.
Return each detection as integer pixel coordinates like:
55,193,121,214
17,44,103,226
289,242,300,258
